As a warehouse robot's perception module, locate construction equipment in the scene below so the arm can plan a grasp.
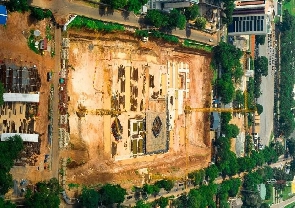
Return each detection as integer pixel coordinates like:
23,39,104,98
76,103,126,118
184,106,256,114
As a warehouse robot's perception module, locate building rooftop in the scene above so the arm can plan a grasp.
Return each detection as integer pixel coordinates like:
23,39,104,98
3,93,40,103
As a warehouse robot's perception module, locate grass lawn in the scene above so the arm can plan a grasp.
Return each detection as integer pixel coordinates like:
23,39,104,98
285,202,295,208
282,185,294,200
283,0,295,16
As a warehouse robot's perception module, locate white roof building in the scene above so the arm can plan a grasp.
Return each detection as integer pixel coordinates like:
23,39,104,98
3,93,40,103
1,133,39,142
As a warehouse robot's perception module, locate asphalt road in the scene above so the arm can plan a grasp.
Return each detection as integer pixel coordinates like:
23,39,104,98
121,158,292,207
30,0,218,45
257,35,275,146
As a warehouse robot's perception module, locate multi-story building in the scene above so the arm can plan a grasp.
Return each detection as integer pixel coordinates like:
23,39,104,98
228,0,271,35
147,0,199,10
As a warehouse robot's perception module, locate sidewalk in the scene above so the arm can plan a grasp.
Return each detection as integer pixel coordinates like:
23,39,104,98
271,195,295,208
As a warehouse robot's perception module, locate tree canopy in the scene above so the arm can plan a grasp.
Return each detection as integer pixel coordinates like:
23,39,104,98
5,0,29,12
0,198,15,208
80,187,99,208
0,135,23,195
254,56,268,76
194,16,206,30
30,7,52,21
255,35,266,45
99,184,127,206
145,9,186,30
0,82,4,106
184,4,199,20
25,178,61,208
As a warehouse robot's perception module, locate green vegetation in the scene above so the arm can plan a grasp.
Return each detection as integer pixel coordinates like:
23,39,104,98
0,198,15,208
212,42,243,103
145,9,186,30
0,82,4,106
25,178,61,208
255,56,269,77
285,202,295,208
135,30,179,43
184,4,199,20
256,103,264,115
101,0,148,13
80,184,126,207
5,0,29,12
0,135,23,195
30,7,52,21
255,35,266,45
68,16,125,32
277,10,295,137
183,39,212,53
194,16,207,30
222,0,235,24
282,185,293,200
27,30,40,54
283,0,295,16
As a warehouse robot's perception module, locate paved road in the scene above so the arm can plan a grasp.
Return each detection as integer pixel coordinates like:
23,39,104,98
121,158,292,207
51,27,62,179
271,195,295,208
30,0,218,45
257,34,275,146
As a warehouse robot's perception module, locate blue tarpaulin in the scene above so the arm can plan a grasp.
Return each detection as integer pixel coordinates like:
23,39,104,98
0,5,7,25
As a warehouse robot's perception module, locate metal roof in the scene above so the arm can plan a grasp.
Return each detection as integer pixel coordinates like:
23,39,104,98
1,133,39,142
3,93,40,102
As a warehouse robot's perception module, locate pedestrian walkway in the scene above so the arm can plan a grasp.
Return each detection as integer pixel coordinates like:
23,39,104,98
271,195,295,208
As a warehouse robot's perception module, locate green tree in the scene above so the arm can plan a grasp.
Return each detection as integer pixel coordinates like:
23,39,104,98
155,180,174,192
216,73,235,104
143,184,154,195
205,164,219,183
287,138,295,157
80,187,99,208
169,9,186,30
223,124,239,138
6,0,29,12
256,104,263,115
0,82,4,106
184,4,199,20
0,198,15,208
243,172,262,191
127,0,148,13
260,202,269,208
254,56,268,76
25,178,61,208
189,169,205,186
135,200,152,208
271,141,285,157
234,90,244,107
155,197,169,208
99,184,126,206
145,10,168,28
220,112,232,127
0,171,13,195
103,0,127,9
213,42,243,73
278,10,294,32
187,189,202,208
245,135,253,155
255,35,266,45
194,16,207,30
